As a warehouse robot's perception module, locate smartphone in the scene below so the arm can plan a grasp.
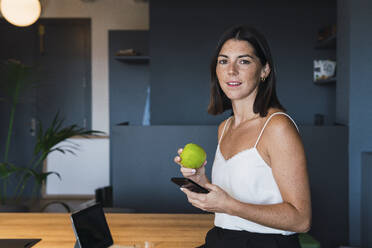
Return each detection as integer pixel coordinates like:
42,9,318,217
171,177,209,194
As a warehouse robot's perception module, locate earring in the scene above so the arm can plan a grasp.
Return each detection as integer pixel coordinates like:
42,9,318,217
260,77,266,82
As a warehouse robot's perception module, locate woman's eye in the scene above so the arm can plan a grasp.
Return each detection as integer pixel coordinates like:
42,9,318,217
218,59,228,64
239,60,251,64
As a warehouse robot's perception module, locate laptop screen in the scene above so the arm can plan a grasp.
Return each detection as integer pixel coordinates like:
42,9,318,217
71,203,114,248
0,239,41,248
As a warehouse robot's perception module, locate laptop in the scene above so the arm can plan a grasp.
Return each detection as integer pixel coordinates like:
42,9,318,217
70,203,133,248
0,239,41,248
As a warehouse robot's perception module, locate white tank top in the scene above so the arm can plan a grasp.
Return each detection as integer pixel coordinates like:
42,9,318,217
212,112,299,235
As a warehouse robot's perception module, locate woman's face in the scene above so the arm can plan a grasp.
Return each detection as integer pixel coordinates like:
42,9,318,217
216,39,269,102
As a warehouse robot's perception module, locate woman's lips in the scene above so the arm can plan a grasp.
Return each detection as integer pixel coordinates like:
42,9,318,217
226,81,242,87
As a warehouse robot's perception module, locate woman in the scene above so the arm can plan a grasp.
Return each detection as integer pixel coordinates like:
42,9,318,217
174,25,311,248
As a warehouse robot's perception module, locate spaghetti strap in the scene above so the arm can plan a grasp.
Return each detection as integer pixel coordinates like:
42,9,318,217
218,117,232,144
254,112,299,148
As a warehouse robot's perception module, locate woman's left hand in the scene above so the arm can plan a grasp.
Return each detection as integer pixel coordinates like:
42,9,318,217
180,183,233,213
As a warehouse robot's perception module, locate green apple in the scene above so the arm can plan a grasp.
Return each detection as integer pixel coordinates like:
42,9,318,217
180,143,206,169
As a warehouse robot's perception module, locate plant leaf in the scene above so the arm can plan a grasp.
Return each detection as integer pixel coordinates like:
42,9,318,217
32,112,104,170
0,162,23,179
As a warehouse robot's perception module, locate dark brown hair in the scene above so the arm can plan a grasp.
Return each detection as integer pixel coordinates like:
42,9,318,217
207,25,285,116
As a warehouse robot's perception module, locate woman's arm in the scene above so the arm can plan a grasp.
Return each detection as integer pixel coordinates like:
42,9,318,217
182,115,312,233
229,115,311,232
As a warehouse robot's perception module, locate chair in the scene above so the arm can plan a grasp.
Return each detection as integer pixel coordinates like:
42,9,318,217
40,201,72,213
95,186,136,213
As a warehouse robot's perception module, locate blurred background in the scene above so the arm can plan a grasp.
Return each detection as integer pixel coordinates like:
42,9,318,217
0,0,371,247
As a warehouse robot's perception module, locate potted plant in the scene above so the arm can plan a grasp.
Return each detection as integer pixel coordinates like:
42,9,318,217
0,59,103,211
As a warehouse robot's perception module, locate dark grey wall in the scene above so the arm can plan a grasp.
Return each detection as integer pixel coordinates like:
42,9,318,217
301,126,348,248
112,125,348,247
150,0,337,125
109,30,149,184
339,0,372,246
112,125,217,213
35,19,92,129
361,152,372,248
336,0,350,125
109,30,149,127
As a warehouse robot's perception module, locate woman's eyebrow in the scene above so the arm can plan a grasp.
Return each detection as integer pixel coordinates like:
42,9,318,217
218,54,254,59
238,54,254,59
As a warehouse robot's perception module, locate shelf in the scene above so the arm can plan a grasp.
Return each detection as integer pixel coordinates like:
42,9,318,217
314,77,336,85
314,35,336,49
115,56,150,63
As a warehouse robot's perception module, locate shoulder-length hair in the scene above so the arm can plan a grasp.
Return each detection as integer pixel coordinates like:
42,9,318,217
207,25,285,117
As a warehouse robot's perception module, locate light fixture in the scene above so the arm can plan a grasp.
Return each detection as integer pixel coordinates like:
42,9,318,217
0,0,41,27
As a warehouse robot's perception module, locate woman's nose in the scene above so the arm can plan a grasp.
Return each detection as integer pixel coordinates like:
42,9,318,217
228,62,238,75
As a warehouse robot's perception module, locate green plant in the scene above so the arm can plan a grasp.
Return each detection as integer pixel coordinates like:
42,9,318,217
0,59,103,205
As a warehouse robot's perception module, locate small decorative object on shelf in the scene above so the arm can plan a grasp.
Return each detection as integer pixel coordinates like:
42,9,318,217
115,48,140,56
313,59,336,84
114,48,149,63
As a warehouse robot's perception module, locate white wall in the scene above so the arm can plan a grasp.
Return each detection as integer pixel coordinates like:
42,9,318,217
46,137,110,196
41,0,149,134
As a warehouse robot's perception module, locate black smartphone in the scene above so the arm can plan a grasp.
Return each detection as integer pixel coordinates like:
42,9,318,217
171,177,210,194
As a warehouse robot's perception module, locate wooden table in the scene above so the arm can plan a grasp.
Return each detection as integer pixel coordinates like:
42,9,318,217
0,213,214,248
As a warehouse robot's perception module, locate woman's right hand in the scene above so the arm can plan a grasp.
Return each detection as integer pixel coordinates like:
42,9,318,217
174,148,207,185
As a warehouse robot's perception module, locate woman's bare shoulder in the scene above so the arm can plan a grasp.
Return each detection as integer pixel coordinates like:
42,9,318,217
264,110,298,138
259,110,303,161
